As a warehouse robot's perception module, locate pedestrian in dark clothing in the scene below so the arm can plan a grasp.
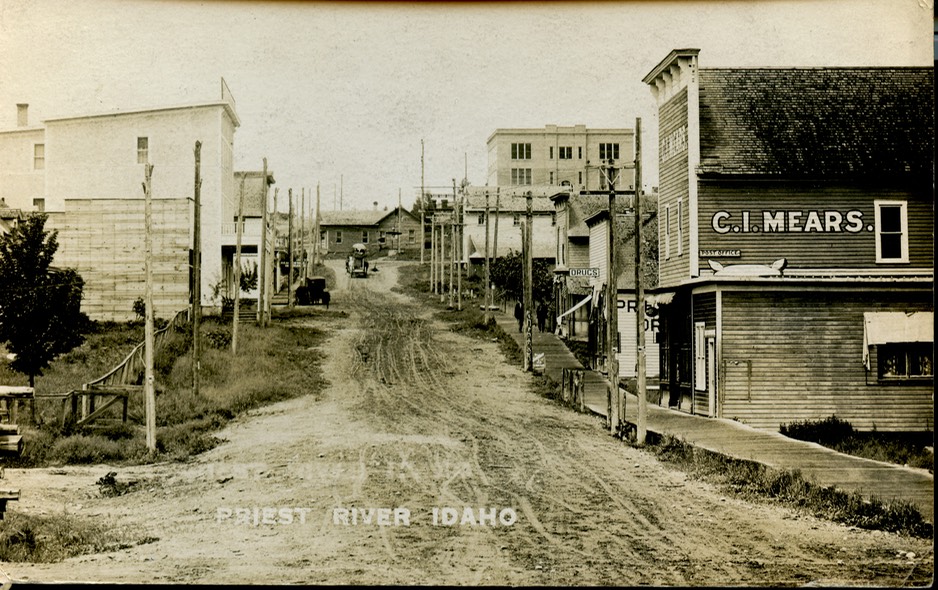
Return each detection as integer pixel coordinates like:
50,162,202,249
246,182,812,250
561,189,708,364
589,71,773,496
514,301,524,332
536,301,548,332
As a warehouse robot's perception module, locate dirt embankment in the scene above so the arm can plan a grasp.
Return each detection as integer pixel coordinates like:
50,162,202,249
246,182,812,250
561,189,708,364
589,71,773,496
3,261,933,586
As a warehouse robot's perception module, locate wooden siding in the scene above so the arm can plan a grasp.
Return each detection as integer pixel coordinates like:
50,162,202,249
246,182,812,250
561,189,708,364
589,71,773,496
616,294,661,378
719,289,933,431
569,242,590,268
658,87,691,288
589,222,607,283
698,181,933,270
54,199,191,321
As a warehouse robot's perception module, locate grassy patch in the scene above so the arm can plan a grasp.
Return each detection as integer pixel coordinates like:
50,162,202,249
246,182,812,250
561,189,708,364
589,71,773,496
0,511,149,563
6,317,329,467
641,432,933,539
780,416,934,473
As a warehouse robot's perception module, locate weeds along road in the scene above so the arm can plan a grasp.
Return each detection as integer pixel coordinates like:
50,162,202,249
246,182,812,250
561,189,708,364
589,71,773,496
5,259,932,586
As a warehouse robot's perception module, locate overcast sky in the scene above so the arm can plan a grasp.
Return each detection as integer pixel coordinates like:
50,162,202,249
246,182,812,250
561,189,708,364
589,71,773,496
0,0,932,213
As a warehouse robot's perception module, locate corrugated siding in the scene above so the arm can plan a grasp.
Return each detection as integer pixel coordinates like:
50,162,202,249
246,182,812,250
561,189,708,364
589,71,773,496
658,87,690,288
55,199,191,321
720,289,933,431
698,182,933,269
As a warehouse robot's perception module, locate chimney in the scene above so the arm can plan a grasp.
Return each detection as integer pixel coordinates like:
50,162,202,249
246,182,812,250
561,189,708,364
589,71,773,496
16,104,28,127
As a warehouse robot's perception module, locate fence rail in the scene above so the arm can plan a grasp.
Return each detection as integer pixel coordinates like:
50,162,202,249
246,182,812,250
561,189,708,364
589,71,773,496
84,308,190,390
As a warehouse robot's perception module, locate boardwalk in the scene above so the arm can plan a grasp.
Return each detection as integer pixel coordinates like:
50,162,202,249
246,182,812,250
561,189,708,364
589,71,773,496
493,311,934,523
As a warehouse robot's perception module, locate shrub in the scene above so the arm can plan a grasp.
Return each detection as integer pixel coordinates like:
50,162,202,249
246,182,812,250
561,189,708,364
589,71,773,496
780,415,854,446
49,434,145,465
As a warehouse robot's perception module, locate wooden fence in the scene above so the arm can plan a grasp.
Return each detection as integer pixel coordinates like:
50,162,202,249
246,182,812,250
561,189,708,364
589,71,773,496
54,309,191,427
559,367,586,413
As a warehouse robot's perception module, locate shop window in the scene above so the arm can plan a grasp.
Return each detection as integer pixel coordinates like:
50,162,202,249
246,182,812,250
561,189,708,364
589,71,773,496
877,343,933,380
694,322,706,391
875,201,908,263
864,311,933,382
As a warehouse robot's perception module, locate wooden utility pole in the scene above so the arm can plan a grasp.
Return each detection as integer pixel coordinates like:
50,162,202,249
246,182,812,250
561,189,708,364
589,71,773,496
192,141,202,395
257,158,269,327
232,177,246,354
420,139,425,264
606,159,620,435
314,183,321,266
271,188,279,305
492,188,500,311
287,189,294,307
483,189,491,322
142,163,156,451
440,214,447,304
300,188,307,281
452,179,460,310
430,214,436,293
635,117,647,445
523,191,534,372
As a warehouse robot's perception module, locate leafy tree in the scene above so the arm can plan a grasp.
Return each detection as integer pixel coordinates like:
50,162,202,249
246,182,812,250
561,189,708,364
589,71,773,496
489,249,554,303
0,214,88,387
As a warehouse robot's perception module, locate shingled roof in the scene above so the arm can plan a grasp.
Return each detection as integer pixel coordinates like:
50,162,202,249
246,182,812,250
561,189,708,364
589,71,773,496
697,68,934,179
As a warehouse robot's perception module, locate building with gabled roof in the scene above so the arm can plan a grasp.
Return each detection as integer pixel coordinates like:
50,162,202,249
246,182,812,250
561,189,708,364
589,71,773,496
643,49,933,431
318,206,421,258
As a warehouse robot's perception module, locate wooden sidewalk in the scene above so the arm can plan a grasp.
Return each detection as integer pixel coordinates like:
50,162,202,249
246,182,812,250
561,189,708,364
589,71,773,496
492,311,934,523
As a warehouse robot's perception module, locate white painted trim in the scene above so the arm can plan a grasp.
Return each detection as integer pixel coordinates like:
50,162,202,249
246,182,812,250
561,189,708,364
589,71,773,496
874,200,909,264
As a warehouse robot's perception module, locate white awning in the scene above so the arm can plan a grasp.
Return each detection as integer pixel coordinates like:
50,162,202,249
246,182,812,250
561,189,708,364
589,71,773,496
862,311,933,369
646,291,676,306
556,294,591,324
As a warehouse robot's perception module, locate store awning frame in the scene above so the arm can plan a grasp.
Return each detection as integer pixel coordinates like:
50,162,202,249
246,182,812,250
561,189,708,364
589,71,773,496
862,311,933,369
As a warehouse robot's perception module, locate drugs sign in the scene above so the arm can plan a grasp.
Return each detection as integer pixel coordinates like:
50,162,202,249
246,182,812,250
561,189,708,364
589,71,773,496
569,268,599,278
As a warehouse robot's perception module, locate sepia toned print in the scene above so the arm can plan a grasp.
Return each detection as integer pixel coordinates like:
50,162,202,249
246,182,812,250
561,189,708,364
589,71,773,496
0,0,933,586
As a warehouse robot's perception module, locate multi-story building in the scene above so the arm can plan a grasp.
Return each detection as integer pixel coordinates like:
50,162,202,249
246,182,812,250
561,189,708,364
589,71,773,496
643,49,933,431
486,125,635,192
0,80,252,320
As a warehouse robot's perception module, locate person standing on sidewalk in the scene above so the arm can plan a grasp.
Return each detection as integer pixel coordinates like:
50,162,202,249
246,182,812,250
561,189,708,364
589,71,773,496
514,301,524,332
536,301,548,332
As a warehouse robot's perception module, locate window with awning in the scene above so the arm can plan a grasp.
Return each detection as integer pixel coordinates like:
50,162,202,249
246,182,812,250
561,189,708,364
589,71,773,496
863,312,933,380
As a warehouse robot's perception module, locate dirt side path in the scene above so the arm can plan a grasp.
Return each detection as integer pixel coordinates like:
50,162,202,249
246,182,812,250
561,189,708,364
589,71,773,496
3,260,933,586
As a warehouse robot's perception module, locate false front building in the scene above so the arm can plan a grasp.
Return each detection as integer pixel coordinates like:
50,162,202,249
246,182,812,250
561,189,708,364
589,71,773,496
643,49,933,431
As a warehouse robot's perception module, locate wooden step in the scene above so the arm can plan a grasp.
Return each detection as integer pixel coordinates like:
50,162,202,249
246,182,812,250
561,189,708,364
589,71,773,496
0,435,23,454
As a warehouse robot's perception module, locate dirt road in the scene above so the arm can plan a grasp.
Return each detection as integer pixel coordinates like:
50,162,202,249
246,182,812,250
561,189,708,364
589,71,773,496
3,260,932,585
